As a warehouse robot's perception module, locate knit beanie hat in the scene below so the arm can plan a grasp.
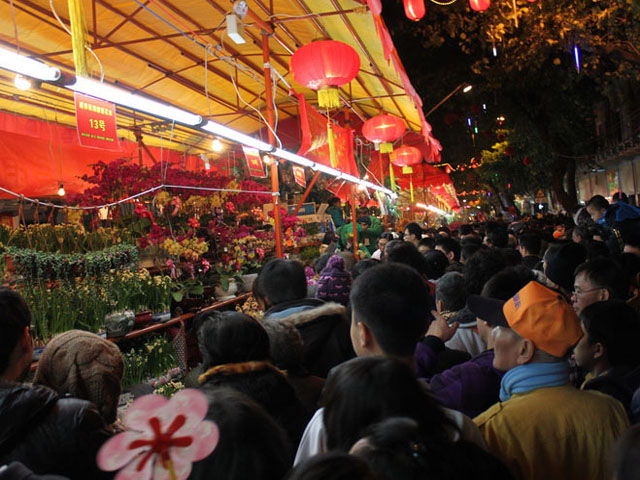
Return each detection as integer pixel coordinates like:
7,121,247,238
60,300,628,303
316,255,352,305
34,330,124,424
544,242,587,292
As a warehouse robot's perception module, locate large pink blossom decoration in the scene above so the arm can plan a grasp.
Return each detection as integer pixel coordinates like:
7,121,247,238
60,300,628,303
97,389,219,480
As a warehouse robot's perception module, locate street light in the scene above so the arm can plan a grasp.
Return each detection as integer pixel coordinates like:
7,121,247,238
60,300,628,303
424,83,473,118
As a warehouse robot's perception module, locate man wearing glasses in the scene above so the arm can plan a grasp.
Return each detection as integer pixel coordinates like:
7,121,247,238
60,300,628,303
571,258,628,315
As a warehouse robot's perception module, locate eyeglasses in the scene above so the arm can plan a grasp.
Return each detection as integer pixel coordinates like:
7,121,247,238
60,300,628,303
571,287,605,296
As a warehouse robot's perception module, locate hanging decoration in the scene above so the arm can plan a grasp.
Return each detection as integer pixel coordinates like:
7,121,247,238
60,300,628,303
403,0,426,21
290,40,361,109
402,166,415,201
242,146,266,178
390,145,422,167
469,0,490,12
327,122,338,168
362,114,406,154
292,165,306,187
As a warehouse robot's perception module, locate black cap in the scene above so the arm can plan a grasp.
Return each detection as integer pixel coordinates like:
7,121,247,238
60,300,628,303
466,295,509,327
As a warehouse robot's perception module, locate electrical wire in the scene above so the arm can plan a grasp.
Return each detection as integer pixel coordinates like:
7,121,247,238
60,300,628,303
9,0,20,54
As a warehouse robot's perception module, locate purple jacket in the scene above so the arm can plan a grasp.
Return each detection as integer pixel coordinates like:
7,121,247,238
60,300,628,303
416,337,504,418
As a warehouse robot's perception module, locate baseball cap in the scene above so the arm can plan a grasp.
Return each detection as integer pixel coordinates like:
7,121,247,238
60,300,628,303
467,281,583,357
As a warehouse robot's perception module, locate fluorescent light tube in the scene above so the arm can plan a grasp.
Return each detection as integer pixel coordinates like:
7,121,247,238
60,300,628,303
0,47,61,81
271,148,314,168
201,120,273,151
69,76,202,126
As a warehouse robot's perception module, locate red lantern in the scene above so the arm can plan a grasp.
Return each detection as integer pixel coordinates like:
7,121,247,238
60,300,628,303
469,0,490,11
362,114,406,153
291,41,361,109
445,166,452,174
390,146,422,167
523,156,532,166
505,147,515,157
403,0,426,21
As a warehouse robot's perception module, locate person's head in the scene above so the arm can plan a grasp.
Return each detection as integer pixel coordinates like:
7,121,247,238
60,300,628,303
190,388,291,480
586,195,609,223
463,247,508,295
611,424,640,480
484,224,509,248
518,233,541,258
572,224,592,244
357,206,371,217
286,453,375,480
357,216,371,232
468,281,582,371
403,222,424,246
460,244,481,264
475,266,536,345
436,226,451,238
459,224,474,237
376,232,394,256
197,311,270,370
316,255,352,306
350,263,429,359
0,287,33,382
573,301,640,375
321,357,452,451
261,319,304,375
255,259,307,308
384,241,430,278
435,272,467,314
543,242,587,293
34,330,124,424
423,250,449,281
572,258,628,315
417,237,435,254
612,191,629,204
329,196,341,207
434,237,460,263
352,259,381,281
352,417,514,480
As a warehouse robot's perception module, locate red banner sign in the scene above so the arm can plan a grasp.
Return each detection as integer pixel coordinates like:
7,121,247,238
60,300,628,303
74,93,120,151
293,165,306,187
242,146,266,178
327,179,345,196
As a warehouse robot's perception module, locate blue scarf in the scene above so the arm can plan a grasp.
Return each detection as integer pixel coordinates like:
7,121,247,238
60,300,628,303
499,361,570,402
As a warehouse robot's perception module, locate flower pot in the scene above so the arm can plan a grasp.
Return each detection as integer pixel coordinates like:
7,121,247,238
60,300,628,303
134,310,153,328
105,310,135,338
214,279,238,299
152,311,172,323
240,273,258,293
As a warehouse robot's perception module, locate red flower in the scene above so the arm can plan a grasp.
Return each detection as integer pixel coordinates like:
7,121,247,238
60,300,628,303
188,217,200,229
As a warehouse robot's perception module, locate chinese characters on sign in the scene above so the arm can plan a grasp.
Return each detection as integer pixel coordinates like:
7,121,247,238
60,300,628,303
242,146,267,178
293,165,306,187
74,93,120,151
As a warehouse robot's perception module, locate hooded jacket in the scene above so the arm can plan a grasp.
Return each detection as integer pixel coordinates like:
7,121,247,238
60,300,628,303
0,383,112,479
264,299,355,378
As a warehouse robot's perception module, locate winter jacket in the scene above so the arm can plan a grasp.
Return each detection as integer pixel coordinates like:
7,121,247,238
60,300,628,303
415,336,471,378
429,350,504,419
521,255,541,271
600,202,640,254
582,365,640,417
265,299,355,377
0,462,68,480
0,383,112,480
474,386,629,480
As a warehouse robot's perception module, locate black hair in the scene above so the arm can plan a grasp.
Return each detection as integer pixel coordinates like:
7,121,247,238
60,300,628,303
357,216,372,226
619,252,640,288
329,197,341,207
580,300,640,368
463,247,508,295
435,272,467,312
354,417,514,480
460,244,481,263
573,225,592,243
286,453,376,480
611,424,640,480
418,237,436,251
198,311,270,368
350,263,430,357
437,226,451,236
255,259,307,306
459,224,474,236
322,357,454,451
586,195,609,211
379,232,395,242
574,257,629,300
352,259,381,281
191,388,292,480
384,241,430,278
518,233,541,257
423,250,449,280
0,287,32,376
613,192,629,203
357,206,371,216
404,222,424,238
321,232,337,245
486,227,509,248
481,266,536,301
261,319,304,374
434,237,461,262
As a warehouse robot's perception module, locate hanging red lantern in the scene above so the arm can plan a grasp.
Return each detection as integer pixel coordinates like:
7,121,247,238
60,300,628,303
522,156,532,166
505,146,515,157
445,166,452,174
469,0,490,12
362,114,406,154
291,40,361,109
403,0,426,21
390,146,422,167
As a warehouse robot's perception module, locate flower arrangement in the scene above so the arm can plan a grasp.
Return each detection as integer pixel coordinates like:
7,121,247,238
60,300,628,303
153,378,185,398
122,335,178,387
235,294,263,320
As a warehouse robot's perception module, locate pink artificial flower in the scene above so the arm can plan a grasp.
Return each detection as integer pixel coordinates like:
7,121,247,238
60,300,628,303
201,259,210,274
97,389,219,480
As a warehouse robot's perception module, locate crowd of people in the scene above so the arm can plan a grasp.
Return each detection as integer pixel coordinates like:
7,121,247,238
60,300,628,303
3,193,640,479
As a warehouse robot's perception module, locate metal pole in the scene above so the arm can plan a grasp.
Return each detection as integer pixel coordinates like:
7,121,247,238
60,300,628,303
351,187,358,254
292,171,321,217
262,33,283,258
424,84,464,119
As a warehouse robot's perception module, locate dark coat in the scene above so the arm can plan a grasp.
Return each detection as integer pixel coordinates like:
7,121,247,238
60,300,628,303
415,336,471,378
583,365,640,417
0,383,112,480
265,299,355,378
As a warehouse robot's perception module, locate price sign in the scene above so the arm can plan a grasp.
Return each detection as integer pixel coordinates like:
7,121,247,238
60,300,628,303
242,146,267,178
74,93,120,151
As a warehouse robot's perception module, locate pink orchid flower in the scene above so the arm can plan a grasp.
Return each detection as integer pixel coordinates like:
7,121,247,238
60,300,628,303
165,259,177,280
201,259,210,274
97,389,219,480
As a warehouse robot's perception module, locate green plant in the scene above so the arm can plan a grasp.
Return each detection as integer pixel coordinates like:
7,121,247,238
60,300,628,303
171,277,204,302
121,335,177,387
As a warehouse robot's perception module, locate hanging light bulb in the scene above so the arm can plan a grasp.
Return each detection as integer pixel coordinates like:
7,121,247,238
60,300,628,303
14,74,32,91
211,138,224,152
57,184,66,196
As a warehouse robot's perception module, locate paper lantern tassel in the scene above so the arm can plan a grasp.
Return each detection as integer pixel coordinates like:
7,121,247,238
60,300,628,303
410,175,414,202
318,86,341,109
327,122,338,168
389,163,397,191
379,142,394,154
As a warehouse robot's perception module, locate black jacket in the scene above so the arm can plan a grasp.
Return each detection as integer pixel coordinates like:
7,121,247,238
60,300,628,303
0,383,112,479
264,299,355,378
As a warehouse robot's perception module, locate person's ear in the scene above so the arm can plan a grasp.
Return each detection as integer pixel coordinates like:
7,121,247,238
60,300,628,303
593,342,606,361
517,338,536,365
356,321,373,351
447,251,455,262
436,299,445,313
600,289,610,301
